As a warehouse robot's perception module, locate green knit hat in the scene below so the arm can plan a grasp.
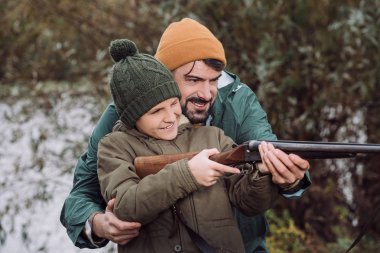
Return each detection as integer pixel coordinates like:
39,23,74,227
109,39,181,129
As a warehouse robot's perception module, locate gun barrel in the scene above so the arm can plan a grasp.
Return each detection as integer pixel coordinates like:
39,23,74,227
248,140,380,154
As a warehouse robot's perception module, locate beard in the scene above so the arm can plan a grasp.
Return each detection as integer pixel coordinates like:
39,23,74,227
181,97,213,124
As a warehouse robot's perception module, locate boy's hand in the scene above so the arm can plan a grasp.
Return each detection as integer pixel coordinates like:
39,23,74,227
188,148,240,187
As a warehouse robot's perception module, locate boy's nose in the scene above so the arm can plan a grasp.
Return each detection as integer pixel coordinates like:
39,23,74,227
164,110,176,122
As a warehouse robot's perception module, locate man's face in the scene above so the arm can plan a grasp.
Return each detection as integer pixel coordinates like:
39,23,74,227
172,61,221,124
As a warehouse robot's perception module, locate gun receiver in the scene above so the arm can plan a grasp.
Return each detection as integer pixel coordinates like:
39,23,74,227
134,140,380,178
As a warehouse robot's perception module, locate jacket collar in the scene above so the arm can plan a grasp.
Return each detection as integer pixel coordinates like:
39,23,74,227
216,70,242,102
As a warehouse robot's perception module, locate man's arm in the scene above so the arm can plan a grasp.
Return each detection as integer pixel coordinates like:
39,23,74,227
97,132,202,224
60,104,141,248
258,141,311,198
214,74,310,194
60,152,109,248
231,83,311,196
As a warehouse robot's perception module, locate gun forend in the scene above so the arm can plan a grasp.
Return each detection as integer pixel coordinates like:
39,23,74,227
247,140,380,160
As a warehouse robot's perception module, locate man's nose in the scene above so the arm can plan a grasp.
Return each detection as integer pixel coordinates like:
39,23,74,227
197,82,212,101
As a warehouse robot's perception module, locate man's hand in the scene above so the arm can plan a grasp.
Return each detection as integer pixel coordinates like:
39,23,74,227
188,148,240,187
92,199,141,245
257,141,310,188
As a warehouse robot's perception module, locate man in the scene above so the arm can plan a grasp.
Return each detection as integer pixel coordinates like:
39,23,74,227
60,18,311,252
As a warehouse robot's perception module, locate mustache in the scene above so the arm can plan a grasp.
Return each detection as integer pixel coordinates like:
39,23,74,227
186,97,211,104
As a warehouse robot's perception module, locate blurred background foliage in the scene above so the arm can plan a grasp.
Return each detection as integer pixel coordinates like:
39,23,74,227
1,0,380,252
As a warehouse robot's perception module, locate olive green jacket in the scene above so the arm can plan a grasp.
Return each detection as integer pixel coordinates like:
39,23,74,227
98,120,279,253
60,71,311,251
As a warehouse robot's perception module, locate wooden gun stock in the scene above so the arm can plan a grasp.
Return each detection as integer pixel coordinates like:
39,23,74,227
134,152,198,178
134,145,248,178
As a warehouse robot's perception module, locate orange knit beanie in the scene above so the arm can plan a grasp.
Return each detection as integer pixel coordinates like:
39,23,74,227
155,18,227,71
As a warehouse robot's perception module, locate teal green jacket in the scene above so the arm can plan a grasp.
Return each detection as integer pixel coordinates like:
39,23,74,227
60,71,311,252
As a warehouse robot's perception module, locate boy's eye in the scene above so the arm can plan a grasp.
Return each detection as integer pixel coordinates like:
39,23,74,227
150,109,160,114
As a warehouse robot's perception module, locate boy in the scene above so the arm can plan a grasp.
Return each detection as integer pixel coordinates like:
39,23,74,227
98,39,279,252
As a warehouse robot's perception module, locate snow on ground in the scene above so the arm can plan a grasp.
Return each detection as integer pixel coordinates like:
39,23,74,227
0,93,115,253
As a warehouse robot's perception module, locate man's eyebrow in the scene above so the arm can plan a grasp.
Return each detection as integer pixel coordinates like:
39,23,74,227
184,74,204,81
211,73,222,81
184,73,222,81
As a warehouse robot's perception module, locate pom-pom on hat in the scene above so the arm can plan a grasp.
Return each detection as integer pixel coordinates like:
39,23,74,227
109,39,181,129
155,18,227,71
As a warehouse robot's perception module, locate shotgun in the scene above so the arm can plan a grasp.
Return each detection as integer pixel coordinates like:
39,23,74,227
134,140,380,178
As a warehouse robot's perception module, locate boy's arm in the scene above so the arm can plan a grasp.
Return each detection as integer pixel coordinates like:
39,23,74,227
97,134,199,224
217,128,279,216
226,171,280,216
60,104,118,248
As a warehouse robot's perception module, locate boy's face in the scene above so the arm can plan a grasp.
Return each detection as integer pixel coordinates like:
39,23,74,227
136,97,182,140
172,61,221,124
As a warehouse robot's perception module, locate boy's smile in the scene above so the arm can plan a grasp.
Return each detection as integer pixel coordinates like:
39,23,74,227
136,97,182,140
